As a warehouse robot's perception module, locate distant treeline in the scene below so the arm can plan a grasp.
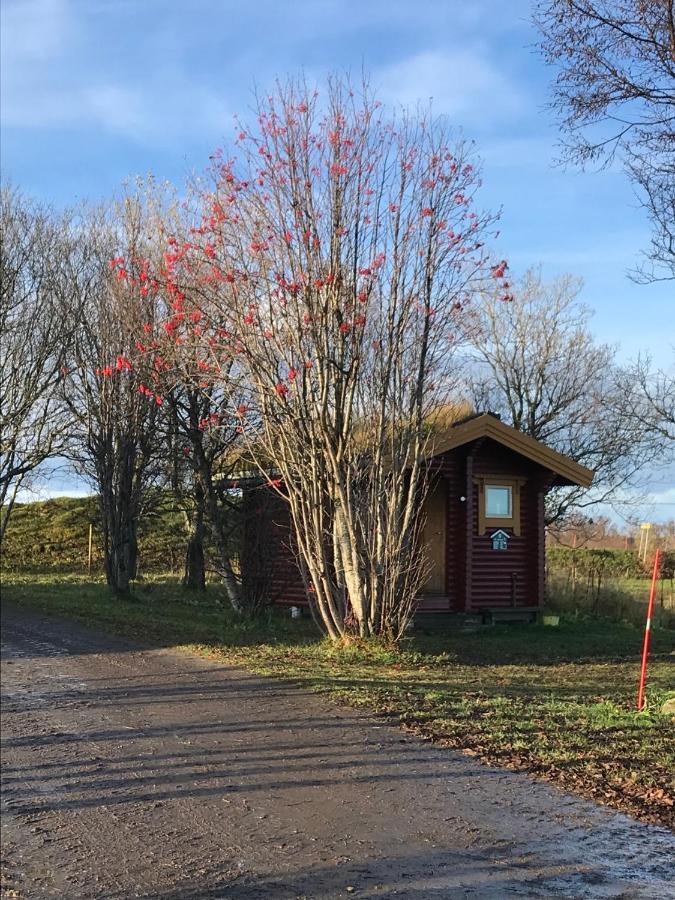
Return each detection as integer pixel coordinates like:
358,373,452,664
547,546,675,581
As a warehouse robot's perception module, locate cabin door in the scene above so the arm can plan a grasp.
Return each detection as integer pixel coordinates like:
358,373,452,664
422,478,447,593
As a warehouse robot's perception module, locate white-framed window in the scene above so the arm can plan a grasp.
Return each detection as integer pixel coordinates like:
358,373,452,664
485,484,512,518
474,476,524,536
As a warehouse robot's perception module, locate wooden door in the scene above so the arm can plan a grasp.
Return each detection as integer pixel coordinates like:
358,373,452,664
422,479,447,593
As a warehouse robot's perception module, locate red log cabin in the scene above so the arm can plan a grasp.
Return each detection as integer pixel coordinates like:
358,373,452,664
246,413,593,618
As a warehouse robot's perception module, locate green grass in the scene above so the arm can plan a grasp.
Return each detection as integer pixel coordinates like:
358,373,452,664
3,574,674,828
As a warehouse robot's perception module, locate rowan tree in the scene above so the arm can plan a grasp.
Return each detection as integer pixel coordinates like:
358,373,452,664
161,360,254,605
152,77,504,639
534,0,675,281
112,192,274,612
163,381,228,592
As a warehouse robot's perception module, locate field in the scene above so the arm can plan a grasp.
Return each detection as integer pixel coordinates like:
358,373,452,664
547,572,675,629
2,574,674,829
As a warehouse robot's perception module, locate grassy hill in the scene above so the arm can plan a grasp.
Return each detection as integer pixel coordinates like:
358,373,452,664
1,495,186,576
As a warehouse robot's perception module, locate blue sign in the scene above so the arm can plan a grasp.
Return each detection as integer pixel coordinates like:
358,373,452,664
491,529,509,551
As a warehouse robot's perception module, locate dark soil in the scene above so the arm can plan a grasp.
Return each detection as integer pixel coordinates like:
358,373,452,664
1,603,673,899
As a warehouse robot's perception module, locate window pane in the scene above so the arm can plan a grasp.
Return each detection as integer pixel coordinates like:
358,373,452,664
486,485,511,517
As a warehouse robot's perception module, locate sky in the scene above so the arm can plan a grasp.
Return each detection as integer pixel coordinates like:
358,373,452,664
1,0,673,521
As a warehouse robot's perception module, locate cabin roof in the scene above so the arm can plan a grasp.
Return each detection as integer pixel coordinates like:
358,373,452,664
427,413,594,488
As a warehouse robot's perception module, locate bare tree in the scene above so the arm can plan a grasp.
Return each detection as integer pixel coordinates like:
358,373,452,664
149,77,502,640
462,268,662,522
63,197,164,595
0,187,80,545
534,0,675,281
609,351,675,443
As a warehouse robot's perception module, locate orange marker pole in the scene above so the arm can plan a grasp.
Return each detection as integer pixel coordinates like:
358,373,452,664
637,548,661,711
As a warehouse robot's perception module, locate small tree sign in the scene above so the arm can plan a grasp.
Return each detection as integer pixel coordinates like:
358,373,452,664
491,529,509,551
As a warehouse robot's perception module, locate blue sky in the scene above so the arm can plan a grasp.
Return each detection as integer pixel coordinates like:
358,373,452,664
2,0,673,519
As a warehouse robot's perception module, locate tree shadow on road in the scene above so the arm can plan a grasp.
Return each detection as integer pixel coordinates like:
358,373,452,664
131,848,642,900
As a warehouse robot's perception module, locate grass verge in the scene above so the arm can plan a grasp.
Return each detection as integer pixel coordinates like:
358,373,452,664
2,575,674,829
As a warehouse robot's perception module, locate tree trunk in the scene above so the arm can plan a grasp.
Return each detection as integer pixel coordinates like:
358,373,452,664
199,467,244,613
99,473,138,597
333,501,369,636
110,534,134,595
183,487,206,591
183,528,206,590
0,478,21,549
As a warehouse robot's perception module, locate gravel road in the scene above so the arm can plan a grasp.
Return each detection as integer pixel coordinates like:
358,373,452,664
1,602,673,899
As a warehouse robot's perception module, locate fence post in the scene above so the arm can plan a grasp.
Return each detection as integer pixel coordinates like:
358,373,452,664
637,549,661,711
87,523,93,576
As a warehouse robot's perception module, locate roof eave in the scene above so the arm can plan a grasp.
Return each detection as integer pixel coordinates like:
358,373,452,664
427,414,594,489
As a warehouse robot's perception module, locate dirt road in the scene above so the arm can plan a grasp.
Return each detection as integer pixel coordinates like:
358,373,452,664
1,603,673,899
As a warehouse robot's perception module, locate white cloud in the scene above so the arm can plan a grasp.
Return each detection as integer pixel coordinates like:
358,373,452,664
83,85,146,135
2,83,139,132
0,0,231,144
2,72,231,144
0,0,74,65
376,49,525,125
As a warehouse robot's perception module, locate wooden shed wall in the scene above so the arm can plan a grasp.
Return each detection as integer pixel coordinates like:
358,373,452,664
262,437,550,612
261,494,307,607
469,443,542,610
418,452,460,612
